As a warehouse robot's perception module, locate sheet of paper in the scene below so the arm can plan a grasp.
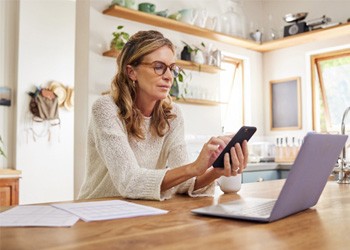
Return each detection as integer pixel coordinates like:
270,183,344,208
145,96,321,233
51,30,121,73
52,200,168,222
0,205,80,227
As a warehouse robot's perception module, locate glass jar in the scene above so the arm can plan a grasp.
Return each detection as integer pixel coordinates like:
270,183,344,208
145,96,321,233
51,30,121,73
221,0,246,38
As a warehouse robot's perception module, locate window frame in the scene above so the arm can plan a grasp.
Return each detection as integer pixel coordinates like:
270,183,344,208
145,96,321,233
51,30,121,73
220,55,244,132
311,48,350,132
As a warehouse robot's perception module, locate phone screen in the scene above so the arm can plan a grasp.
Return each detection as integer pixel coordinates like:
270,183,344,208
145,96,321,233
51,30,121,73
212,126,257,168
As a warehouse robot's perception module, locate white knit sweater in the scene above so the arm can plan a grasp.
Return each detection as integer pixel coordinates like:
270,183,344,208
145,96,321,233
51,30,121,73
78,95,214,200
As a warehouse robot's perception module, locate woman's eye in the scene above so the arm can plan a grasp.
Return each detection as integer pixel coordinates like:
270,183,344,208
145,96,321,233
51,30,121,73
154,64,165,70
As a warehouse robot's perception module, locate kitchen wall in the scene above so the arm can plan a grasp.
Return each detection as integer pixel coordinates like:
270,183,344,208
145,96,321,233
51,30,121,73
1,0,349,204
0,0,76,204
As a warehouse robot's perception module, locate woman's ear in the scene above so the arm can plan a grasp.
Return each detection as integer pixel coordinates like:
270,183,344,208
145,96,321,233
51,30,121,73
126,65,137,81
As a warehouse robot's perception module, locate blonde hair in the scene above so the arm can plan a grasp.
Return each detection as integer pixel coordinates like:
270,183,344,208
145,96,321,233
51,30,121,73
111,30,177,139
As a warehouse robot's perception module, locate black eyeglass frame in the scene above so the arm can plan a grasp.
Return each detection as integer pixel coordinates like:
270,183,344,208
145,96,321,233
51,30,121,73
139,61,181,78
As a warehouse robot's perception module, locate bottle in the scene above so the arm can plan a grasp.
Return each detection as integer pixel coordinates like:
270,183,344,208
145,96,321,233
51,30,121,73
275,138,280,162
285,137,290,162
280,137,286,162
291,137,299,161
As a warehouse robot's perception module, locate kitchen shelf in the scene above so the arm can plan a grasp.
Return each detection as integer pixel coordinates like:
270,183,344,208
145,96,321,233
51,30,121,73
171,97,227,106
103,5,259,51
103,49,222,73
103,5,350,52
259,22,350,52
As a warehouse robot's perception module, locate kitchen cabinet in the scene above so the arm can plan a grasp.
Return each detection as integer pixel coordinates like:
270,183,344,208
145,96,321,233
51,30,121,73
0,169,21,206
103,5,350,52
242,169,290,183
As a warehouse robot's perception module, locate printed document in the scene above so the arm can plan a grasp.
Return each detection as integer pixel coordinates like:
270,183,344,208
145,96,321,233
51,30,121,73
0,205,79,227
52,200,168,222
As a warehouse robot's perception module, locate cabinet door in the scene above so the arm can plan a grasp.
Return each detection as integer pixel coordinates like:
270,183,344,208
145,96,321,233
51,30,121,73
0,178,19,206
242,170,279,183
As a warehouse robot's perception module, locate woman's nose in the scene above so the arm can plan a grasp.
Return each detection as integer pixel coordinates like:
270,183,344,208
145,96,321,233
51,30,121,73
162,67,173,81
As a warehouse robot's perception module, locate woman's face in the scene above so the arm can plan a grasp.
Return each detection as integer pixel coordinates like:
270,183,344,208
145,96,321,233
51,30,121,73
129,46,176,105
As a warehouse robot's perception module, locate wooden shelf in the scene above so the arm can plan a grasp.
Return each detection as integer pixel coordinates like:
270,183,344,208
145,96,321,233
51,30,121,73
171,97,226,106
103,5,259,51
259,22,350,52
103,49,222,73
176,60,222,73
103,6,350,52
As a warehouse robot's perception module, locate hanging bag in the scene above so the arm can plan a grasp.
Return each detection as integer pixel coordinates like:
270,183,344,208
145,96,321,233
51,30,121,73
28,88,60,124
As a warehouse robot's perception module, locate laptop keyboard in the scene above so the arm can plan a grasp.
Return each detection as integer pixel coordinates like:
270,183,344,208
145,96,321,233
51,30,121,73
229,200,276,217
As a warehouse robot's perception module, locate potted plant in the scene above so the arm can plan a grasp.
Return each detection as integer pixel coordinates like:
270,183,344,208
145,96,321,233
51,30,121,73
181,41,206,65
0,135,6,158
110,26,130,51
170,68,191,99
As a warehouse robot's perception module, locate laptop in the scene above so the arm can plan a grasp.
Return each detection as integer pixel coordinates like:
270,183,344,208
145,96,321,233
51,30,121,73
192,132,348,222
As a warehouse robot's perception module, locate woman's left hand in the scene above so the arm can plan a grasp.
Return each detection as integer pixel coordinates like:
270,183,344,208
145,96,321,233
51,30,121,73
213,140,249,177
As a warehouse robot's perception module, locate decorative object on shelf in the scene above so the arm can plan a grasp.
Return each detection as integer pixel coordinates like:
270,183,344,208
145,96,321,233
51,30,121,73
191,49,205,65
178,9,198,25
266,14,279,41
210,49,222,68
0,135,6,158
110,0,125,7
193,9,208,28
181,41,206,65
205,16,217,30
103,5,350,52
250,29,263,43
306,15,333,30
220,0,246,38
283,12,309,37
180,45,191,61
110,0,136,9
270,77,302,130
155,9,168,17
0,87,11,106
110,26,130,50
138,2,155,14
168,12,181,20
124,0,135,9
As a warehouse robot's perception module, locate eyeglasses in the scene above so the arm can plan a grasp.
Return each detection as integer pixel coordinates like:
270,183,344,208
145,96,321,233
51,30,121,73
139,61,181,78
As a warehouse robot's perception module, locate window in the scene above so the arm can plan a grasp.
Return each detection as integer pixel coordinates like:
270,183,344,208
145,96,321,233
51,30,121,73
311,49,350,133
220,55,244,133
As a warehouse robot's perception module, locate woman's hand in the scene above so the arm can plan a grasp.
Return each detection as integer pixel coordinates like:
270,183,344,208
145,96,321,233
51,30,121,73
214,140,249,177
191,135,232,176
191,135,249,177
190,136,249,191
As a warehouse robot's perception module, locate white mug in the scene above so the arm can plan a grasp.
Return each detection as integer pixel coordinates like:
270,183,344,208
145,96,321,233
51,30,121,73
217,174,242,193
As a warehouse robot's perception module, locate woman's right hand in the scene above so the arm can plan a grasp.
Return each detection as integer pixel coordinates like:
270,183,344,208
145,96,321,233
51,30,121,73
191,136,232,176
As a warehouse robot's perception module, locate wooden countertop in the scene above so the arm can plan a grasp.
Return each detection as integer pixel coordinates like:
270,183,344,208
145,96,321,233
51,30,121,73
1,180,349,249
0,168,21,178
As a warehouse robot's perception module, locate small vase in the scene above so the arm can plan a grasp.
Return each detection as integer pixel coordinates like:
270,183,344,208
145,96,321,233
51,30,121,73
180,46,191,61
192,50,205,65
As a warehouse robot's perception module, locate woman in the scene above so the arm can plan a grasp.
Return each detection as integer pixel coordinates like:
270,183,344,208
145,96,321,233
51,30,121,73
78,30,248,200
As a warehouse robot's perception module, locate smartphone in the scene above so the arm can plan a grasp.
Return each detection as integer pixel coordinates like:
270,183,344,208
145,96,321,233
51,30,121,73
212,126,257,168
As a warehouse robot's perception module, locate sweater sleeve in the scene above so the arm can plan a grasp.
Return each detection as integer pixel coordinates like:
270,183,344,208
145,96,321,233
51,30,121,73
90,97,168,200
166,104,215,197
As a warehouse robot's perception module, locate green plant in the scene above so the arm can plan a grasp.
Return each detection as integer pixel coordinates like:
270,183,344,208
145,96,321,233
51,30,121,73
110,26,130,50
170,68,191,99
0,135,6,158
182,41,205,55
